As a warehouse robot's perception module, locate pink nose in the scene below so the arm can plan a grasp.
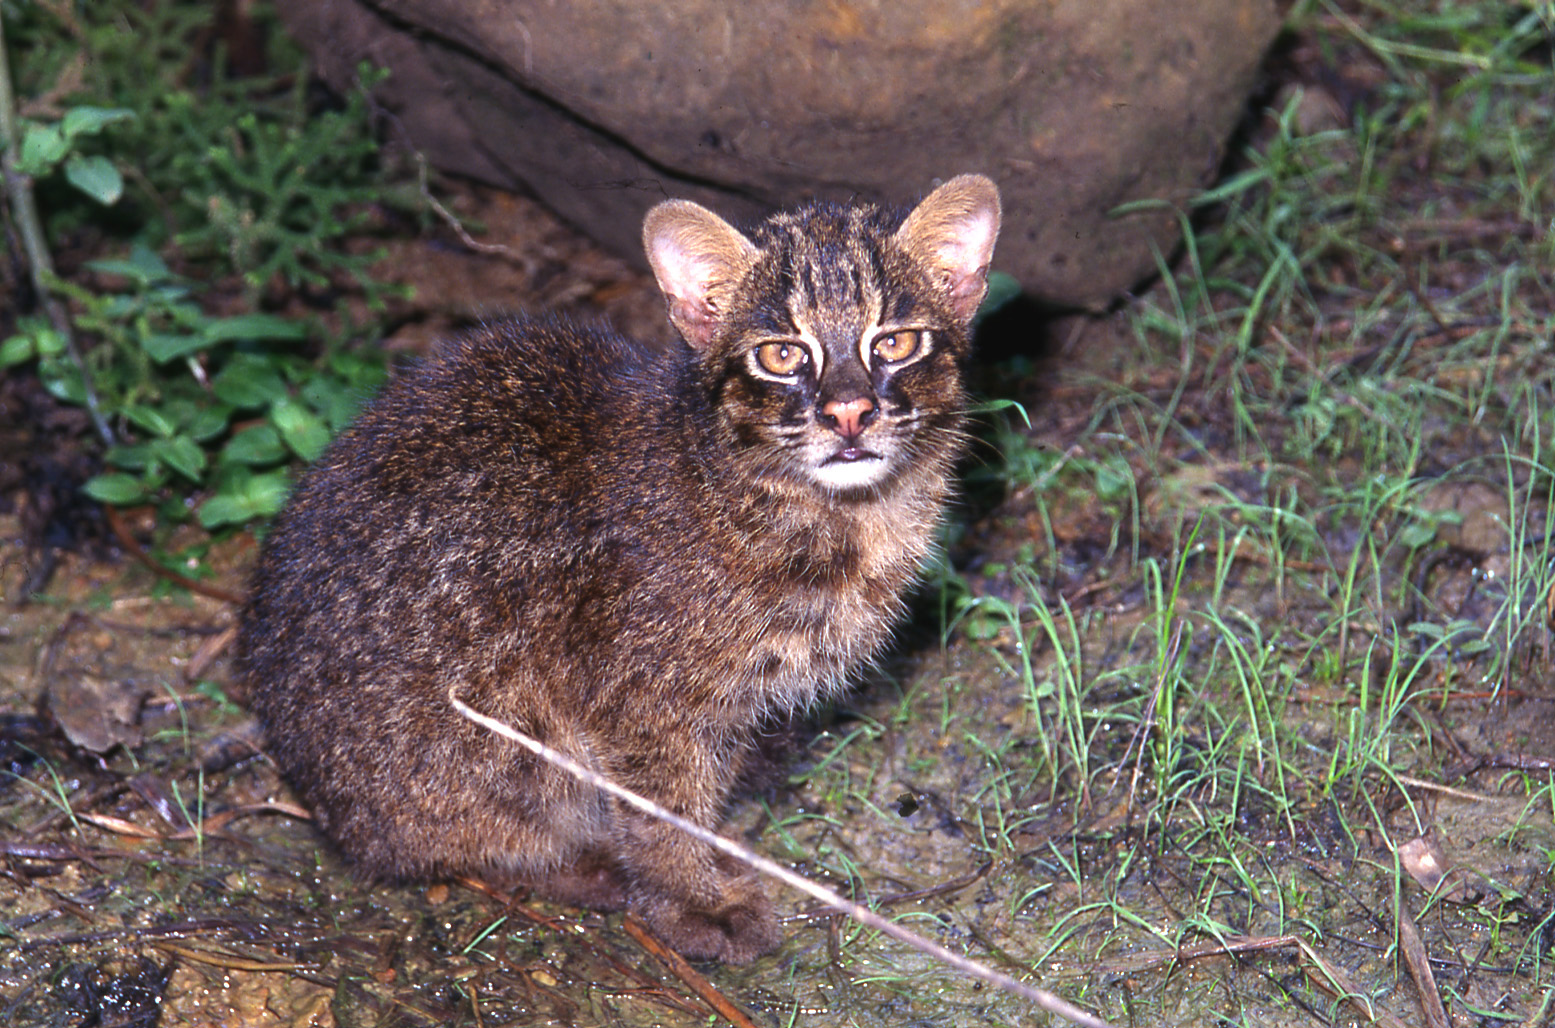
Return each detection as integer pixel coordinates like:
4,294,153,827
822,397,875,440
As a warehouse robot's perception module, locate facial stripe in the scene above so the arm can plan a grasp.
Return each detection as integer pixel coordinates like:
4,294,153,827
857,323,881,370
784,307,826,381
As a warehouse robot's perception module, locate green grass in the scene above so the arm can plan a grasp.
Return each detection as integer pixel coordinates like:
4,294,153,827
782,1,1555,1023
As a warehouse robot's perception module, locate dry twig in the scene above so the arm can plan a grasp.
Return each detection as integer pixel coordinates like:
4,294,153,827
104,506,247,605
1395,901,1449,1028
622,914,760,1028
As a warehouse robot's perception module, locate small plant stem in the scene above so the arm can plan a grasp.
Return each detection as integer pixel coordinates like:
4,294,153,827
0,13,113,446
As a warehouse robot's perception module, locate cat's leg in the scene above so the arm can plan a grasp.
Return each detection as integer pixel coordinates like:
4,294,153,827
616,812,780,963
609,739,780,963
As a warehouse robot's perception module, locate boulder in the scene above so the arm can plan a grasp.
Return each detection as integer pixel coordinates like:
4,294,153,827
276,0,1281,309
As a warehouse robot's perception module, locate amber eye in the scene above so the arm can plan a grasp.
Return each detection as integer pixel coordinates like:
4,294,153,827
873,330,923,364
754,341,809,376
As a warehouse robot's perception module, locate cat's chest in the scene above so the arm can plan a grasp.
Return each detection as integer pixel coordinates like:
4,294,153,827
731,498,939,705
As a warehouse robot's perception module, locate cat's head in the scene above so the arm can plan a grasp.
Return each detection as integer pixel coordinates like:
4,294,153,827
644,175,1001,496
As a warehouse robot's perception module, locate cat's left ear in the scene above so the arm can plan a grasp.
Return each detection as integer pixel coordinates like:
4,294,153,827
896,175,1002,324
643,199,759,350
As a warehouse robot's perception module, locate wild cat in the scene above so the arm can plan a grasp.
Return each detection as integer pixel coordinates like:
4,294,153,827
237,175,1001,962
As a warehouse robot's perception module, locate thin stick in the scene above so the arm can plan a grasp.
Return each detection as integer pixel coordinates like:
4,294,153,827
621,914,760,1028
104,505,247,605
450,690,1119,1028
1395,899,1448,1028
151,941,312,974
413,153,521,258
0,14,114,446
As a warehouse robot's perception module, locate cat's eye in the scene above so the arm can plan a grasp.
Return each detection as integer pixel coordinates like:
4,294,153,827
754,341,809,376
873,330,924,364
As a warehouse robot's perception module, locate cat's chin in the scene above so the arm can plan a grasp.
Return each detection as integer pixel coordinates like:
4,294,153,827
809,454,891,492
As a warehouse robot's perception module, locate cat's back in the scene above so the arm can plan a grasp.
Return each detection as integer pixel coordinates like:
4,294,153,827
241,318,698,664
284,320,696,548
332,318,683,498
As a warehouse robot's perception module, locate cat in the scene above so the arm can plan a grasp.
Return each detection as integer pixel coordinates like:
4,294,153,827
235,174,1001,963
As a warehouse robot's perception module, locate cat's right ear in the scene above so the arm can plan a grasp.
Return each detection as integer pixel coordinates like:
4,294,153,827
643,200,759,350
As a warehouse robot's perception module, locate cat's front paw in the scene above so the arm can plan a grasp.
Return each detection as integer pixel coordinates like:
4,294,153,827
635,877,780,964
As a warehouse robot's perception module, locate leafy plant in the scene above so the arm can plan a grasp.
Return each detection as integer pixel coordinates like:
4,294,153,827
9,103,134,205
155,67,396,304
12,244,382,526
1,1,399,531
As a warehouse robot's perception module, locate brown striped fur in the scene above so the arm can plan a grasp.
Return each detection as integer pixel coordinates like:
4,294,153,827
237,176,1000,963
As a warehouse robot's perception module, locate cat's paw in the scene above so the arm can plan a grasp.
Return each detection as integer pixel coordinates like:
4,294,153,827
635,878,780,964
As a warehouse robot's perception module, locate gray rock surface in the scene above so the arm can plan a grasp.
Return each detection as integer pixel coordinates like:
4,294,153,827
277,0,1281,308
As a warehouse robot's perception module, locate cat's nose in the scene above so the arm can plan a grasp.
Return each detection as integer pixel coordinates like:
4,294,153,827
822,396,876,440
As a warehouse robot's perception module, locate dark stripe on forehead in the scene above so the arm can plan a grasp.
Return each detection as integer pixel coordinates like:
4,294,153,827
771,244,797,298
885,287,916,323
746,199,907,331
750,302,793,335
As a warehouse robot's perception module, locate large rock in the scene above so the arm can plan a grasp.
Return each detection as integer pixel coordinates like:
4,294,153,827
277,0,1281,309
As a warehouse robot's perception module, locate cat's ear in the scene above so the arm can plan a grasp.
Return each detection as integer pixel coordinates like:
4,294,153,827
896,175,1002,324
643,200,759,350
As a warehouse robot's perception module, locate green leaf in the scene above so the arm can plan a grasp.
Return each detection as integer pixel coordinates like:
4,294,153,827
272,397,332,462
302,374,374,431
1094,460,1133,501
959,608,1005,642
61,106,135,138
98,293,139,319
152,394,200,428
0,335,35,367
212,353,289,408
198,468,292,528
3,317,65,364
125,405,176,438
202,313,308,344
33,327,66,357
39,360,87,405
18,122,67,174
329,349,390,389
63,154,124,205
82,473,152,506
222,424,288,466
195,496,254,529
969,396,1032,426
86,243,173,286
152,436,208,482
141,332,208,363
105,443,157,471
185,404,233,443
1396,519,1439,549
